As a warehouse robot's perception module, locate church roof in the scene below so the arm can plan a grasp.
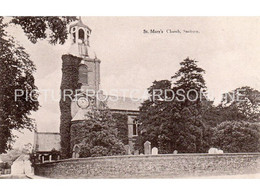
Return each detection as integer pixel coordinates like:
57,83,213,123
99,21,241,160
106,96,143,112
34,132,61,152
69,18,92,32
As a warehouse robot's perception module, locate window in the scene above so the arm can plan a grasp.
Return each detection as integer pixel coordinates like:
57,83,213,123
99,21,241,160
78,29,85,41
133,119,139,136
78,65,88,84
72,32,76,43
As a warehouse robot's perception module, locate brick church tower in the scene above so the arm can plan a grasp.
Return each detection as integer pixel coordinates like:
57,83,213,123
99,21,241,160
59,18,101,158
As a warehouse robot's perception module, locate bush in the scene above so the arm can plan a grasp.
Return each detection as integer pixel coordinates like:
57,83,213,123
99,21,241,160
71,109,126,158
211,121,260,153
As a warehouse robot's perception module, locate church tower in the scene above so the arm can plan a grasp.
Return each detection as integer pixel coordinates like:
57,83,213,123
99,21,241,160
68,17,101,93
59,17,101,158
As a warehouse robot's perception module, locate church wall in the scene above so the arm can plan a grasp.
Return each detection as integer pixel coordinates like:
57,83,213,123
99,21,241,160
35,153,260,178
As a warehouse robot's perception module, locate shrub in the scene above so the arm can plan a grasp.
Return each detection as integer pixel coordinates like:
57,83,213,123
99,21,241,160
71,109,126,158
211,121,260,153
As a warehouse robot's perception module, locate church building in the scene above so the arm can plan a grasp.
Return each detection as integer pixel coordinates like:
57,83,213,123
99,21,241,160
34,18,142,159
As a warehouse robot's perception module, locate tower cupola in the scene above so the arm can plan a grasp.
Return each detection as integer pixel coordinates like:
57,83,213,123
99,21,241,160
68,17,95,58
70,17,91,45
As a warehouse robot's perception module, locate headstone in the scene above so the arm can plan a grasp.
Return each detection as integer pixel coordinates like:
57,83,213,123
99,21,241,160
208,147,218,154
217,149,224,154
72,144,81,158
134,150,139,155
152,147,158,155
140,153,144,155
144,141,151,155
124,145,131,155
173,150,178,154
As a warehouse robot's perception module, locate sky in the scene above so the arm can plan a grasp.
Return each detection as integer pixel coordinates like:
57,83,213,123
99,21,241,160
5,17,260,148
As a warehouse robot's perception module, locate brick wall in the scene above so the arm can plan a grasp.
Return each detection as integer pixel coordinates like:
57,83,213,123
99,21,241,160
35,153,260,178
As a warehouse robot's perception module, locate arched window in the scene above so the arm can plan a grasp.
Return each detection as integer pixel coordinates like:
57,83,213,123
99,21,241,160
133,119,139,136
78,65,88,84
72,32,76,43
78,29,85,42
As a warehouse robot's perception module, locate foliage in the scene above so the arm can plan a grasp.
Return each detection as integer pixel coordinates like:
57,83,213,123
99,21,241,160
112,113,129,145
0,16,76,153
11,16,77,44
71,108,125,158
172,57,206,99
137,57,209,153
220,86,260,122
211,121,260,153
0,148,23,163
59,55,82,158
0,17,39,153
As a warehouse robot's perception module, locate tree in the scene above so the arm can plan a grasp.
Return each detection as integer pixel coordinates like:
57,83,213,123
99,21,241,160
211,121,260,153
171,57,208,153
11,16,77,44
70,107,125,158
0,16,77,153
136,80,173,152
137,57,209,153
220,86,260,122
0,17,39,153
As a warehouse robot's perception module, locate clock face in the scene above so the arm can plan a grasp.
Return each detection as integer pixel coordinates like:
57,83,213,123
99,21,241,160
77,97,90,109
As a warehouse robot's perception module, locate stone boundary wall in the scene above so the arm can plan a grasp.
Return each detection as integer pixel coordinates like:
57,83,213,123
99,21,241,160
35,153,260,178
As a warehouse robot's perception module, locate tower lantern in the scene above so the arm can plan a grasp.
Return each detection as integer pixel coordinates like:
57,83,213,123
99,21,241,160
69,17,92,57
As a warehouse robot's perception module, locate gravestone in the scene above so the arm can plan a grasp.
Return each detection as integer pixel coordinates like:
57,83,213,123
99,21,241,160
72,144,81,158
218,149,224,154
173,150,178,154
144,141,151,155
208,147,218,154
124,145,131,155
152,147,158,155
134,150,139,155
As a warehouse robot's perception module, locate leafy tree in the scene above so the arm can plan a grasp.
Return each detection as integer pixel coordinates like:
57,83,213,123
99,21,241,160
11,16,77,44
112,113,129,145
172,57,206,102
0,16,77,153
211,121,260,153
136,80,173,151
137,58,209,153
220,86,260,122
171,57,208,153
70,107,125,157
0,17,39,153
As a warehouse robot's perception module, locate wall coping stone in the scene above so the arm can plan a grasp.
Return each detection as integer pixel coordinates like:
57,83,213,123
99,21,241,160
36,153,260,166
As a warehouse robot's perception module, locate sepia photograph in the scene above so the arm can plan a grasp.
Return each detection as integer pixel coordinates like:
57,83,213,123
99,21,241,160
0,15,260,180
